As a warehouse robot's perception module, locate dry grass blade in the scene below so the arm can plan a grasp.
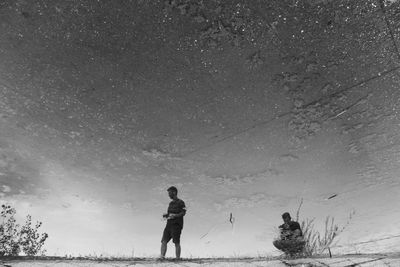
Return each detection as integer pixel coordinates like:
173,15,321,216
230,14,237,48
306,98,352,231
296,202,355,257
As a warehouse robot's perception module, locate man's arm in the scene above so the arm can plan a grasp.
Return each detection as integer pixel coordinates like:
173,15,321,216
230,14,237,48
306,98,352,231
168,201,186,219
291,222,302,238
292,229,301,238
170,209,186,218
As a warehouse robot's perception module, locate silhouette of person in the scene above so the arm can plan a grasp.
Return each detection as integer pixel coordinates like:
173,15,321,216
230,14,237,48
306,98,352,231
160,186,186,260
273,212,305,255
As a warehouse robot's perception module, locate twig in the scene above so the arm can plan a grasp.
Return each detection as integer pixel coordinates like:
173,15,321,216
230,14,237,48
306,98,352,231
295,198,303,222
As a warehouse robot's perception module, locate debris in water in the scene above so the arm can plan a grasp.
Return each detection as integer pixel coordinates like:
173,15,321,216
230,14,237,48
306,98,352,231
321,83,333,95
327,194,337,200
293,98,304,108
306,62,318,73
348,142,360,154
283,72,299,83
246,51,264,70
165,1,270,49
332,109,347,118
229,212,235,226
200,212,236,240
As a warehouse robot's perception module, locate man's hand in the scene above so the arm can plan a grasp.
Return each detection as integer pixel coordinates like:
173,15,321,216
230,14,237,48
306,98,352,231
168,213,178,220
280,230,292,240
162,213,168,219
293,229,301,238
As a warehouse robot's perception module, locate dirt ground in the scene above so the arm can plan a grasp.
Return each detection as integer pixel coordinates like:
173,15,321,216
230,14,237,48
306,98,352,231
1,255,400,267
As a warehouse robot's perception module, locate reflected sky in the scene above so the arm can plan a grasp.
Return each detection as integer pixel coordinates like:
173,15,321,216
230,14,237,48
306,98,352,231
1,0,400,257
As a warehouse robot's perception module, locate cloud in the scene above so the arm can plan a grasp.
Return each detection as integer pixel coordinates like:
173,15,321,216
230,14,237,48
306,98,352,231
0,144,41,197
214,193,267,211
255,228,278,242
214,193,291,211
142,147,182,163
2,185,11,192
278,154,299,163
199,166,282,186
142,148,169,159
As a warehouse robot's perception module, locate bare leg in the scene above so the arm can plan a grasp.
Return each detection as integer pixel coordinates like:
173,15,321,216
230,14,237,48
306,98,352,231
161,241,167,258
273,240,283,250
175,243,181,259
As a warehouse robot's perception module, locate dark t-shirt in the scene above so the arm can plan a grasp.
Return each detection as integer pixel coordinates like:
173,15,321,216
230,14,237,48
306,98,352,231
279,221,303,237
167,198,186,227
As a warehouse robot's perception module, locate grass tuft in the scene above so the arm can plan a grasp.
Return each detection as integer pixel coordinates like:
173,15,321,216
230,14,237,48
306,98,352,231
296,199,355,258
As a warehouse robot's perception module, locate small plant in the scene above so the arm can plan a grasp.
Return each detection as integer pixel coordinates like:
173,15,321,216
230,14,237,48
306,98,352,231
0,205,20,256
0,204,48,257
296,199,355,257
19,215,49,256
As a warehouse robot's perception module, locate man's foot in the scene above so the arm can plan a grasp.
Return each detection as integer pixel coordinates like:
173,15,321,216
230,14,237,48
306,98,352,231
156,256,166,261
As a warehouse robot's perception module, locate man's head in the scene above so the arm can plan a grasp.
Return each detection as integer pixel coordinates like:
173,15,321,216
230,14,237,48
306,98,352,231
167,186,178,199
282,212,291,224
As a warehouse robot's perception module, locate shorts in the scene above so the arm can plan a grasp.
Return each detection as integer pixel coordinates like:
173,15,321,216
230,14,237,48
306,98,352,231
161,223,182,244
273,238,305,253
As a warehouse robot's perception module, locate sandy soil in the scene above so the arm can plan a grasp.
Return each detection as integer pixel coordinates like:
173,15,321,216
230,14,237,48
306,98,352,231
1,254,400,267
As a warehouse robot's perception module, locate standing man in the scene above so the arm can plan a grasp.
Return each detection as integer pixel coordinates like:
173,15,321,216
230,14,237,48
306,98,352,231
160,186,186,260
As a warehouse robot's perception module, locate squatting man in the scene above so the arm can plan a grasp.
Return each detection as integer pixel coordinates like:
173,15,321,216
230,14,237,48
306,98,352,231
273,212,305,255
